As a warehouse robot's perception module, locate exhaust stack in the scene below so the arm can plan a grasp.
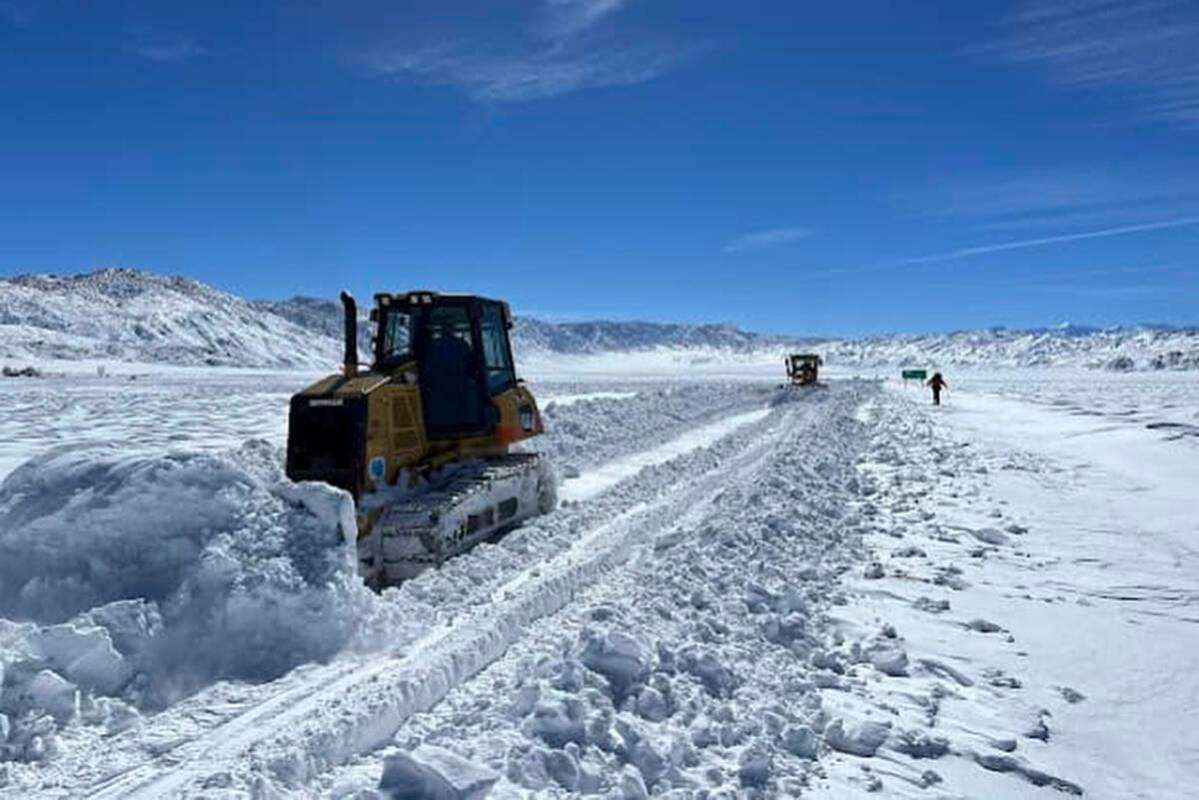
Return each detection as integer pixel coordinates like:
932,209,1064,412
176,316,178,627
340,290,358,376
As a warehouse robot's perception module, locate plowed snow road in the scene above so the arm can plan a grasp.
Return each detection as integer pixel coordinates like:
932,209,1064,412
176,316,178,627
81,387,848,798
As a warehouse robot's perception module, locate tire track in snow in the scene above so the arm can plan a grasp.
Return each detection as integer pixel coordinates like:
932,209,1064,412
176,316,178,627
86,396,812,798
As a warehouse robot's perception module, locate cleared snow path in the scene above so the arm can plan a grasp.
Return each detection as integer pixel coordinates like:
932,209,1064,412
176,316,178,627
558,407,771,503
74,391,799,798
323,384,875,797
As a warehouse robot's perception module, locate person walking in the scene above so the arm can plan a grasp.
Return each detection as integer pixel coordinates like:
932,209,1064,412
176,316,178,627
926,372,948,406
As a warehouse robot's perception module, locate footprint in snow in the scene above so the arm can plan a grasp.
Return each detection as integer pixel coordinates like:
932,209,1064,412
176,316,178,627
974,752,1083,796
965,618,1004,633
1057,686,1086,704
1025,710,1051,741
972,527,1010,546
912,596,950,614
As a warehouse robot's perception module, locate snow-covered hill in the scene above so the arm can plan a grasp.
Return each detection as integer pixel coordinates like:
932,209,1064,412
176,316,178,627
2,268,1197,371
0,269,341,369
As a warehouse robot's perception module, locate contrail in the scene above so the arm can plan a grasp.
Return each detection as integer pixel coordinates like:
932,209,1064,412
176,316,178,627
900,217,1199,265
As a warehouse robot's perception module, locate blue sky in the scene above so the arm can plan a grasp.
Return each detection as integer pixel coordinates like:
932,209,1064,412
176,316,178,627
1,0,1197,335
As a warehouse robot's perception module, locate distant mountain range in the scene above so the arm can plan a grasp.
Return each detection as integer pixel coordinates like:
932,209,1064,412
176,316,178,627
1,268,1196,371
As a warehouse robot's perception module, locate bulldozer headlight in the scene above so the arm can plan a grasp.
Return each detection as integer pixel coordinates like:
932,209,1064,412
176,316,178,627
520,407,535,431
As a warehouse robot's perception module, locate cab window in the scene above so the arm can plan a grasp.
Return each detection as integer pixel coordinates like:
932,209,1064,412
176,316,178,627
379,310,414,364
479,303,515,394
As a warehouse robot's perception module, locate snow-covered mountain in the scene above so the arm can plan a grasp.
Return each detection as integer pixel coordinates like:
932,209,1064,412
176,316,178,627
514,318,803,355
0,269,341,369
818,327,1199,371
251,295,374,358
2,268,1197,371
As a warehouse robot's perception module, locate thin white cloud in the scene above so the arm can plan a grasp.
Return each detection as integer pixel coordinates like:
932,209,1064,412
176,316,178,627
977,0,1199,126
724,226,813,254
796,219,1197,280
361,0,694,103
538,0,628,39
932,169,1196,218
364,38,692,103
906,167,1199,239
135,37,205,63
900,217,1199,265
974,207,1184,233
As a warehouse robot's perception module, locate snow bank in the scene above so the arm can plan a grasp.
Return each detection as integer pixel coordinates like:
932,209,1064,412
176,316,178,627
0,441,371,761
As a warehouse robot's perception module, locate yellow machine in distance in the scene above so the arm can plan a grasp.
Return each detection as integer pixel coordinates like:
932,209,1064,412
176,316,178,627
786,353,822,386
286,291,555,587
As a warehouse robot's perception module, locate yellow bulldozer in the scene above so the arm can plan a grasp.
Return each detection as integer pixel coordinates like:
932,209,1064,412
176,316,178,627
286,291,555,588
785,353,822,387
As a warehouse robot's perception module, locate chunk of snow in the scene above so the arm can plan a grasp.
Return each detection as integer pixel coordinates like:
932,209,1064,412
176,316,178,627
635,686,669,722
762,612,807,646
966,618,1003,633
29,623,131,695
867,643,909,677
274,479,358,544
579,630,649,696
971,527,1010,546
781,725,819,759
652,528,687,551
891,730,949,759
738,743,772,787
379,744,499,800
22,670,78,722
617,764,649,799
680,649,736,698
627,737,667,787
547,748,588,791
526,696,587,748
824,718,891,757
80,599,163,654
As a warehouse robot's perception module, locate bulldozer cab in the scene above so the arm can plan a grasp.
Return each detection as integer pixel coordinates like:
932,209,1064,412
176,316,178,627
373,293,517,439
786,353,822,386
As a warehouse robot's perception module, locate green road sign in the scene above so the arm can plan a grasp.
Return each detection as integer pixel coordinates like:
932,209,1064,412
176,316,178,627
901,369,928,380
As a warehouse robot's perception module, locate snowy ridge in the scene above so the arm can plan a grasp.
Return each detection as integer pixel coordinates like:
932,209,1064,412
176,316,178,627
0,269,342,369
514,317,802,355
820,326,1199,371
2,268,1198,370
250,295,374,360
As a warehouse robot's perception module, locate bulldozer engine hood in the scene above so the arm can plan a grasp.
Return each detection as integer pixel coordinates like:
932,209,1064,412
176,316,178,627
296,367,415,399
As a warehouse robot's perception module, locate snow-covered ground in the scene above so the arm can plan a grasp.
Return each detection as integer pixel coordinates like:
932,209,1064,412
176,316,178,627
1,366,1196,798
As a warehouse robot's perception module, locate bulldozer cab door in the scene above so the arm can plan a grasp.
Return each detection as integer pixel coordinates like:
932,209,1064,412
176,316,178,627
417,299,515,439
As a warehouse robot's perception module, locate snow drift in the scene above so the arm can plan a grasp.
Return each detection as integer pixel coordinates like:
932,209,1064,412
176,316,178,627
0,441,370,762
